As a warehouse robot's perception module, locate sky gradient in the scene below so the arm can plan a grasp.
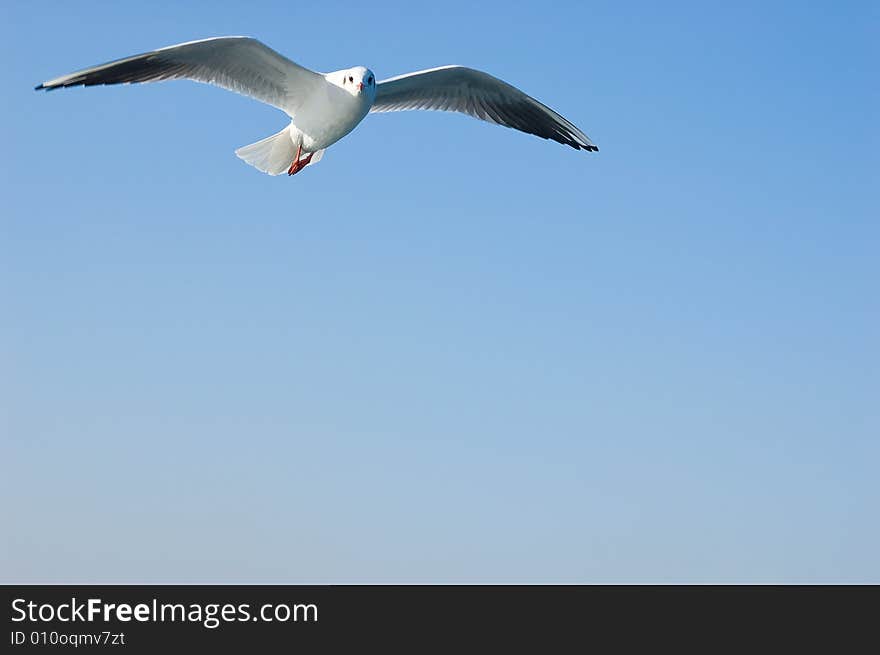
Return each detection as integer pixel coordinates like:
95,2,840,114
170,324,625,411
2,0,878,582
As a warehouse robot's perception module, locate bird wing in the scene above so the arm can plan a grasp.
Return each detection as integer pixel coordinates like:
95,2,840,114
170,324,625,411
35,36,327,117
371,65,597,151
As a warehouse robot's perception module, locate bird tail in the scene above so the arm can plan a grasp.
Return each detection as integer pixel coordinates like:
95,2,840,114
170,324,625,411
235,126,327,176
235,126,297,176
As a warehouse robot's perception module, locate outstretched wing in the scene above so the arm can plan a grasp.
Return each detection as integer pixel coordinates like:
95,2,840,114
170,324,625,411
35,36,327,117
371,65,597,151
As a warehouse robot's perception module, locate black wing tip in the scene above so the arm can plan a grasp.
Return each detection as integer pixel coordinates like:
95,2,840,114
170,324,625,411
34,83,47,91
567,141,598,152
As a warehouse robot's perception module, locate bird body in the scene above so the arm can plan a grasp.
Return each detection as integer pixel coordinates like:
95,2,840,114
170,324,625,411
301,68,376,151
36,36,597,177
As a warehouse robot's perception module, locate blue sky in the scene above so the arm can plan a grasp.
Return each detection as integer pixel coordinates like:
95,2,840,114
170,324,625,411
2,0,877,582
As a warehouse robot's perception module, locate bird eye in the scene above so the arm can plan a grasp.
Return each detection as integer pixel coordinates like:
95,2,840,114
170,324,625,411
349,76,353,83
368,75,373,84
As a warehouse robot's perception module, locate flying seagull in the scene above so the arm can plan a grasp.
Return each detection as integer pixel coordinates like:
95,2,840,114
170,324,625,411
36,36,598,177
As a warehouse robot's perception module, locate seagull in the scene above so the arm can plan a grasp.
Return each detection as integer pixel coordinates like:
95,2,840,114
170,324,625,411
36,36,598,177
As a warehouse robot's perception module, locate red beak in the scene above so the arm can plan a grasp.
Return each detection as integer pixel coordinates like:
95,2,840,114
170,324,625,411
357,82,364,92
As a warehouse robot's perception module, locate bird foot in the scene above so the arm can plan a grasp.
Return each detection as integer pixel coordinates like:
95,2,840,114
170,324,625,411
287,152,313,176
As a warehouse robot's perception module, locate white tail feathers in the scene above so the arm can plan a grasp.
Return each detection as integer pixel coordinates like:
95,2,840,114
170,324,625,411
235,125,310,175
235,126,325,176
235,126,327,176
307,149,326,166
235,126,296,176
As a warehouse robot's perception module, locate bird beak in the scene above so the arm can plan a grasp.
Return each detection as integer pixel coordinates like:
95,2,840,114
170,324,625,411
357,82,364,92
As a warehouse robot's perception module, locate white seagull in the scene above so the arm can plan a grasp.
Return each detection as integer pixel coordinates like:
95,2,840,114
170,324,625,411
36,36,598,177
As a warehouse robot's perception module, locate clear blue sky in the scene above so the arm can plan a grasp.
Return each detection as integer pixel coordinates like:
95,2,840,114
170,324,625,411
2,0,877,582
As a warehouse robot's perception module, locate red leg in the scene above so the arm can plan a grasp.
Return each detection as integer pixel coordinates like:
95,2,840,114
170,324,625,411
287,145,316,177
287,143,303,176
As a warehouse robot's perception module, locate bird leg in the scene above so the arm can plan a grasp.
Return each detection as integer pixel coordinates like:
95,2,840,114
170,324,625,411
287,144,314,176
287,144,302,175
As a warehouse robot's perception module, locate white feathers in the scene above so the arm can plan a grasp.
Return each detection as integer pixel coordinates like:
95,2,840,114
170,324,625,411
235,126,297,176
305,149,325,167
235,127,327,176
37,36,598,178
36,37,326,117
372,66,597,151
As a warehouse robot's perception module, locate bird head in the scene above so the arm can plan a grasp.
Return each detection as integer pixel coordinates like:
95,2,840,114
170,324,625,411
334,66,376,99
